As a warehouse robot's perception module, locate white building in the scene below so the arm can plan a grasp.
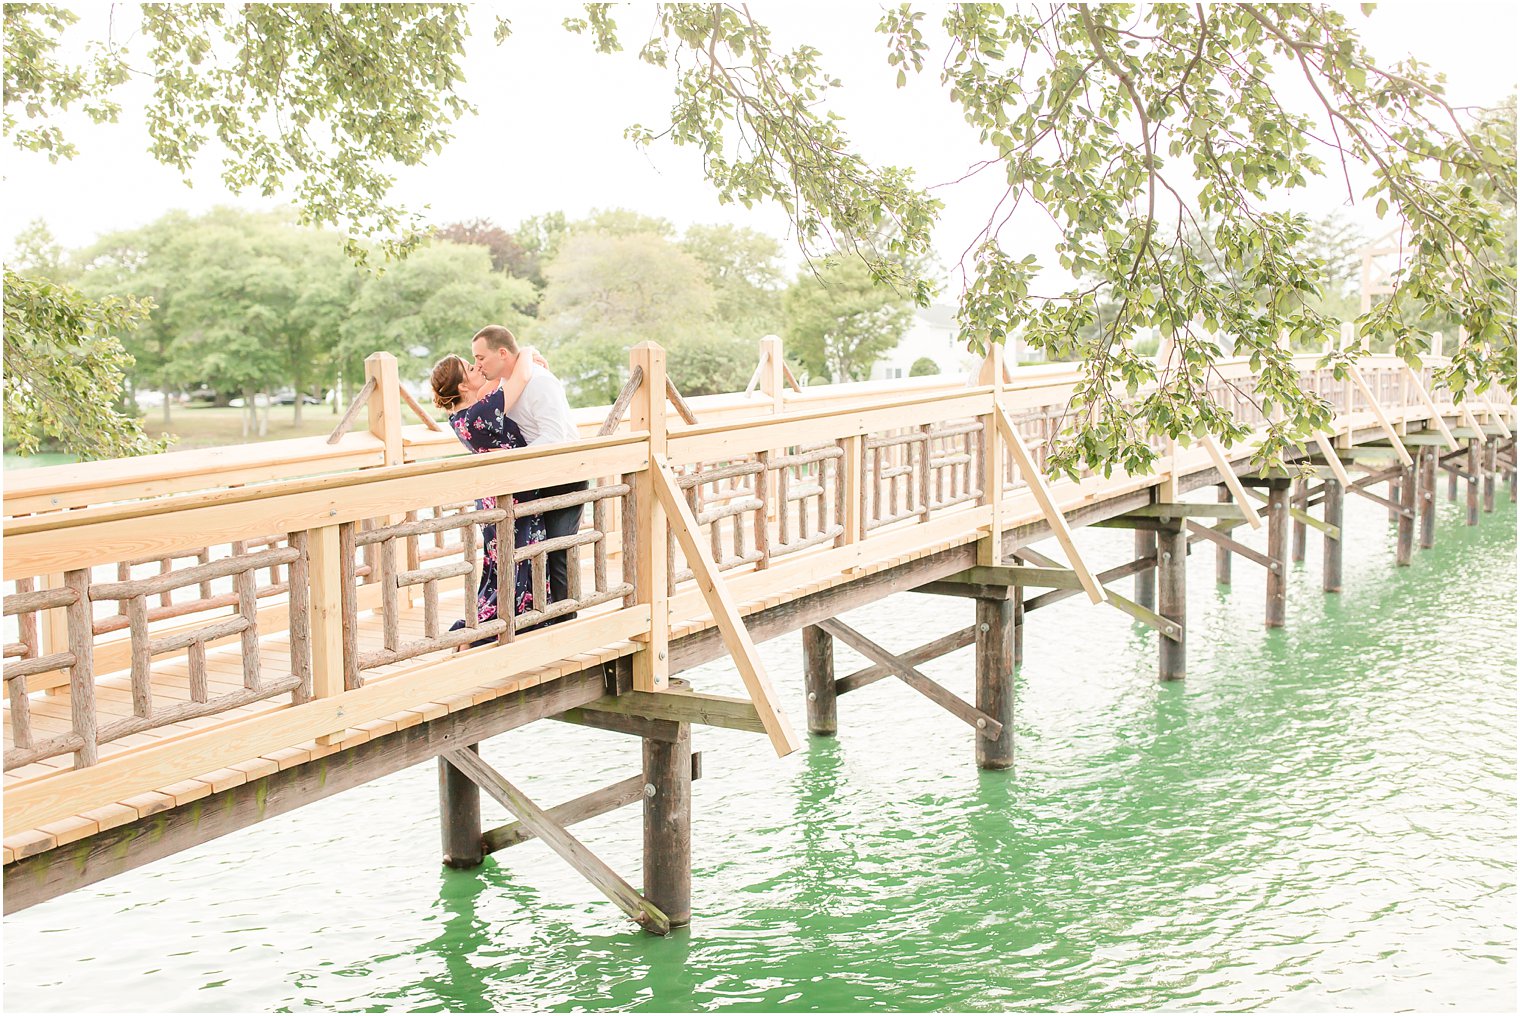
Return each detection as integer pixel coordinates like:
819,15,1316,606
869,303,983,381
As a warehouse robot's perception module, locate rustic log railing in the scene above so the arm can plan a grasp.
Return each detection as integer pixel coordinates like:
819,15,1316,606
1,339,1512,848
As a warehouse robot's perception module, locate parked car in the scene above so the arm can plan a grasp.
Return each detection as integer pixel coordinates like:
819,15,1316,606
272,389,323,406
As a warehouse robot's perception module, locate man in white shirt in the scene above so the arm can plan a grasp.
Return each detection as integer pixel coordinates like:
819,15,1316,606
472,324,587,626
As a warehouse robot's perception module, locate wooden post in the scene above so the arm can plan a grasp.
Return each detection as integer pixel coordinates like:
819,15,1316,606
758,336,786,531
1387,472,1401,525
308,524,346,744
1012,585,1024,669
1135,529,1157,604
1466,438,1480,525
1214,486,1231,586
1290,477,1307,563
1419,447,1437,550
975,596,1015,770
438,744,483,868
40,572,69,694
1322,478,1343,593
643,722,692,928
1157,523,1186,681
365,351,404,466
630,343,670,692
978,346,1004,566
1395,456,1416,565
802,624,837,736
1448,455,1459,501
1265,482,1289,628
1484,442,1497,512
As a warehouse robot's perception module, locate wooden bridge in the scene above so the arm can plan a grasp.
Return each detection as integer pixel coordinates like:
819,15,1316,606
4,336,1515,933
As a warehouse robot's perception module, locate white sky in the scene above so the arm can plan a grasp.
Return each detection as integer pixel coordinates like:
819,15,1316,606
4,2,1516,294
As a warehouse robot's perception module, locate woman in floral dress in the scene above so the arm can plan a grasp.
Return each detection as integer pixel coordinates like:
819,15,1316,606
430,353,547,641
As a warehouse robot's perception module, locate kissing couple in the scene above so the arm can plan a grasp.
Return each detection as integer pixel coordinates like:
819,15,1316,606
430,325,585,641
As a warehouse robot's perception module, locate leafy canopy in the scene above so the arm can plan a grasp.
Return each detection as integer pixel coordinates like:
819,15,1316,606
6,4,1514,473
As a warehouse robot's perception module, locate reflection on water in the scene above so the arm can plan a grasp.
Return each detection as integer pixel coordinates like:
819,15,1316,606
5,494,1515,1012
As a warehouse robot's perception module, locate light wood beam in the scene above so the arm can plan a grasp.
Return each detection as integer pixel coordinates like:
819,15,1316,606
651,455,800,756
993,406,1106,604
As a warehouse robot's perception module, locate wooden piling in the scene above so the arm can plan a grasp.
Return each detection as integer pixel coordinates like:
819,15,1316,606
1290,477,1307,563
1215,486,1232,585
643,723,692,927
1395,457,1416,565
1157,523,1186,681
1484,442,1497,512
438,744,483,868
1134,529,1156,607
975,596,1015,769
1388,472,1401,525
802,624,837,736
1012,586,1024,669
1322,478,1343,593
1419,447,1436,550
1448,456,1458,501
1265,482,1289,628
1467,439,1480,525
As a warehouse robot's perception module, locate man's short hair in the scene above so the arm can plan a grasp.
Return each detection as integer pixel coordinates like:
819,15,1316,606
472,325,519,354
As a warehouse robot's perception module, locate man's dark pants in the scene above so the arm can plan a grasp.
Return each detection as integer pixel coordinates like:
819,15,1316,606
532,478,589,628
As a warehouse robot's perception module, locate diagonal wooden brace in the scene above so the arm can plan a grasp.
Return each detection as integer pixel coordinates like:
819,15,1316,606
482,753,703,854
1201,435,1263,529
994,406,1107,604
1015,546,1180,641
442,748,671,934
1236,486,1341,540
652,455,800,756
1185,519,1277,571
816,618,1003,739
1476,392,1512,439
1313,434,1354,488
1346,364,1413,466
1401,365,1459,451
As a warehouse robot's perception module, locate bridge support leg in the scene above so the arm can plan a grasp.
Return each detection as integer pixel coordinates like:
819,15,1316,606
1215,486,1232,586
1396,456,1417,566
1157,522,1186,681
1509,442,1516,502
802,624,837,736
1388,472,1401,525
1012,586,1024,669
1291,477,1307,564
1484,442,1497,513
1467,439,1480,525
438,744,483,869
1419,448,1437,550
1265,481,1289,628
975,596,1016,770
1323,478,1343,593
1448,454,1459,501
643,723,692,928
1134,529,1156,607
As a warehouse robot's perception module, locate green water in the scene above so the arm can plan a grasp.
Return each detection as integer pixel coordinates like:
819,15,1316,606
4,493,1515,1012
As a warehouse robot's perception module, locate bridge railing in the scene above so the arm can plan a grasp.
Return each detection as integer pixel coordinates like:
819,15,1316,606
1,342,1504,840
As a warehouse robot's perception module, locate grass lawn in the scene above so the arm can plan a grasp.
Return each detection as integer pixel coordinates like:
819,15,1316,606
144,404,345,450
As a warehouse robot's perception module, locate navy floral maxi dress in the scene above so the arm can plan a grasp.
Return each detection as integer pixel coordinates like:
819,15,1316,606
447,384,548,638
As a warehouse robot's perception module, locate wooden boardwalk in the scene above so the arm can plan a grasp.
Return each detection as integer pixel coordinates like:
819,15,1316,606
4,339,1515,928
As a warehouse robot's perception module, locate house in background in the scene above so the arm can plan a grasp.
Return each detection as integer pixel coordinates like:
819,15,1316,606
869,303,983,381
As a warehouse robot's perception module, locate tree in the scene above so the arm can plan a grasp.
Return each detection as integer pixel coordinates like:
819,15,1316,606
3,3,479,455
434,219,531,276
3,269,164,458
341,242,535,385
574,5,1514,476
681,224,786,339
784,257,915,383
10,5,1513,473
909,356,940,377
